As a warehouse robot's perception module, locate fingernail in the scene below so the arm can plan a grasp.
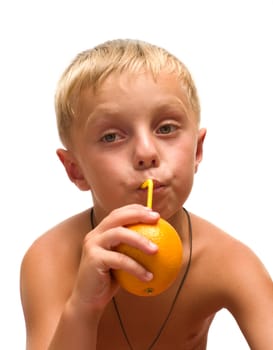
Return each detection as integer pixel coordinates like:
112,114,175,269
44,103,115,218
149,241,158,250
148,211,159,218
144,271,153,281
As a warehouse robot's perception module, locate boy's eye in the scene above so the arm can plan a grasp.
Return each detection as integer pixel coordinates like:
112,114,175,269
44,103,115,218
157,124,177,134
101,132,121,143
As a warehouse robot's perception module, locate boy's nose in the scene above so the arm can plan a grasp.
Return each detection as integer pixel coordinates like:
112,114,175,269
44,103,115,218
137,158,158,169
133,134,160,170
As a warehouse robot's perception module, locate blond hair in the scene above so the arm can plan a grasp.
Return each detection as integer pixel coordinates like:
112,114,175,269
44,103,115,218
55,39,200,147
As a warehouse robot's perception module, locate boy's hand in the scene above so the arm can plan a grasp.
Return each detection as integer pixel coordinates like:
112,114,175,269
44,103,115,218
69,204,159,313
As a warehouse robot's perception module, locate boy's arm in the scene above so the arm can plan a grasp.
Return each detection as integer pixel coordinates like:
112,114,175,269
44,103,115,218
48,299,100,349
20,205,159,350
224,243,273,350
20,241,101,350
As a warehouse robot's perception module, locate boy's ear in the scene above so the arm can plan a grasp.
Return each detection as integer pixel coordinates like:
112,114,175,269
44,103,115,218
195,128,207,173
56,148,90,191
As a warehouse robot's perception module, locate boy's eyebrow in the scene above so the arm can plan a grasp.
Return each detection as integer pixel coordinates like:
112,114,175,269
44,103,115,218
154,100,188,114
152,98,191,120
86,105,121,124
86,98,190,125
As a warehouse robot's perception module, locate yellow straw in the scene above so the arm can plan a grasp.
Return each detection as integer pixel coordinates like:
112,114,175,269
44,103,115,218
141,179,153,209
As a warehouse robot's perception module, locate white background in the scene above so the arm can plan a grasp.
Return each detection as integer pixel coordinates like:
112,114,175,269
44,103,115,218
0,0,272,349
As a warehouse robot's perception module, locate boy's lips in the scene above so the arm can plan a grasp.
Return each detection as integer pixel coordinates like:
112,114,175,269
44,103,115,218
137,179,163,190
134,179,166,206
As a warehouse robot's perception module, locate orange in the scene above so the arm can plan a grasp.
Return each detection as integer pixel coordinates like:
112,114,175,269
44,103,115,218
113,218,183,297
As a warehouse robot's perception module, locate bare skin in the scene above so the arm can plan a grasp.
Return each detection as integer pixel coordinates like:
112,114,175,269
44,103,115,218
20,71,273,349
20,209,273,349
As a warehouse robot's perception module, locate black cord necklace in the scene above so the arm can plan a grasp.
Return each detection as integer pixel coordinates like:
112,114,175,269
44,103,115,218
90,207,192,350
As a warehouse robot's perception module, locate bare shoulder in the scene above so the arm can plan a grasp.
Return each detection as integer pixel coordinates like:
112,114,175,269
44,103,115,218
189,212,272,286
21,208,91,273
190,212,272,277
20,208,91,348
189,212,273,348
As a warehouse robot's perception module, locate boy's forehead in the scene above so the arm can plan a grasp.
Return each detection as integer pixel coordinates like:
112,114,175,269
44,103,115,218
79,71,190,111
97,70,182,92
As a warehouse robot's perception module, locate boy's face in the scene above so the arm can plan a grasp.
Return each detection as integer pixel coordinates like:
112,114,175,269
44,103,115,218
59,71,206,220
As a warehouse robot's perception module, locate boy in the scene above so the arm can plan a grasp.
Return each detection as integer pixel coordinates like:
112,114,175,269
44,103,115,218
20,39,273,349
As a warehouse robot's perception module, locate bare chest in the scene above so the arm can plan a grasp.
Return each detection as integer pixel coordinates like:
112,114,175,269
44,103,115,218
96,287,216,350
